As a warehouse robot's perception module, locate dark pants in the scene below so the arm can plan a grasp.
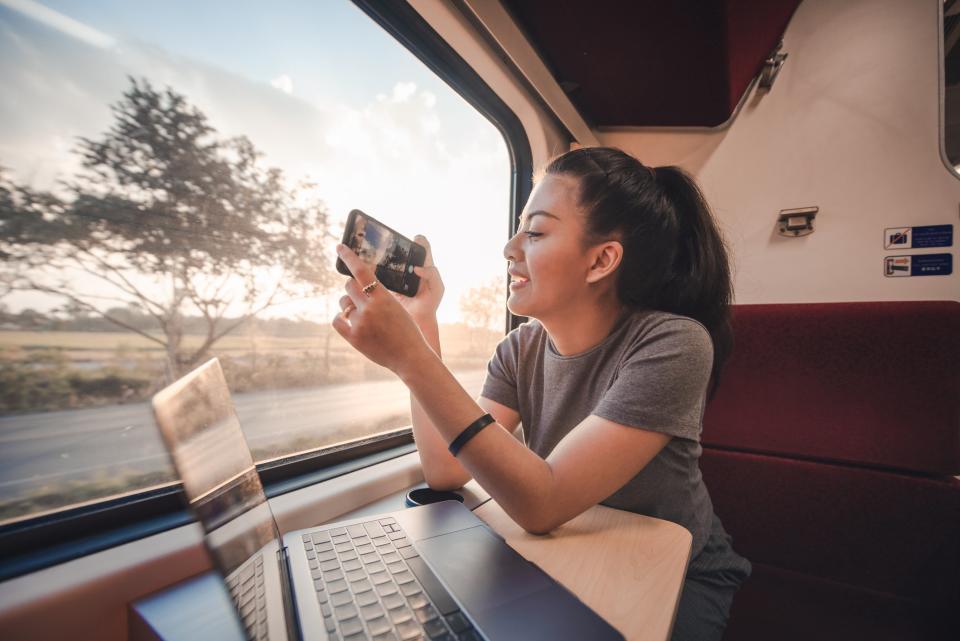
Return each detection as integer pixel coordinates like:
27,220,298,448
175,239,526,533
670,573,741,641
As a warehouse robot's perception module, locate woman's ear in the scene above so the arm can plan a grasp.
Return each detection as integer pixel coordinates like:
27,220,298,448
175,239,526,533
586,240,623,284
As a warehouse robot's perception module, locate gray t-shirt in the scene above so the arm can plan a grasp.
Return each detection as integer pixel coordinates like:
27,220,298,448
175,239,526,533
480,309,751,580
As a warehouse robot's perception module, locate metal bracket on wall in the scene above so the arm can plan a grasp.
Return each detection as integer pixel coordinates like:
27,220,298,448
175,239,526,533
777,206,818,237
759,41,788,90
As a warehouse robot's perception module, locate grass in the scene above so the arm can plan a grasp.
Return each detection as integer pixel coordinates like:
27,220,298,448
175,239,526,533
0,469,179,524
0,330,344,354
0,323,500,358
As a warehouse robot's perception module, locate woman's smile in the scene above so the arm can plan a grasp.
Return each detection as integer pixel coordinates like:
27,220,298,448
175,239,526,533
509,273,529,289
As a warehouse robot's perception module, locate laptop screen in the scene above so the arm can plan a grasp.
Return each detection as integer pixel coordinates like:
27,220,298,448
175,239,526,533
152,358,281,576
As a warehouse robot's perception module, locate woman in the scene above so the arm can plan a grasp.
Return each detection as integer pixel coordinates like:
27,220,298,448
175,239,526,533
333,146,751,640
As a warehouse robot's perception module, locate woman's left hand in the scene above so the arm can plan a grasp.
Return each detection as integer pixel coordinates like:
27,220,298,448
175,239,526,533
332,243,429,377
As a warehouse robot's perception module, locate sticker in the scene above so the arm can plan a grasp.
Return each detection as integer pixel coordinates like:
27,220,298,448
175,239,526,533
884,224,953,249
883,253,953,277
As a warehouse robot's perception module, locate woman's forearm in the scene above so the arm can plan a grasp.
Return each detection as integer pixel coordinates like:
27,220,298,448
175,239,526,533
409,315,472,490
399,344,556,533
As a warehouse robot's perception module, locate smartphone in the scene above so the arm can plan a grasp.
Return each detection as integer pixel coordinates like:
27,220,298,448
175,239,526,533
336,209,427,296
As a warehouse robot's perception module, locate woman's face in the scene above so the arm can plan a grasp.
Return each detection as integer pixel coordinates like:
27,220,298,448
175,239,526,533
503,173,620,319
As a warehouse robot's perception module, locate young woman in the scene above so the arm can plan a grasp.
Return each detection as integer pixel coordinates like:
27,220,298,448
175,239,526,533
332,146,751,641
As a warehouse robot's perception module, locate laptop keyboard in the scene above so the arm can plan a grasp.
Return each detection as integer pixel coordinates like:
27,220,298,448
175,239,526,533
226,553,269,641
303,516,482,641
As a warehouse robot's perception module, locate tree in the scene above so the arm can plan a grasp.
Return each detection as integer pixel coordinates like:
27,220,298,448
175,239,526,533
459,277,505,353
0,78,336,379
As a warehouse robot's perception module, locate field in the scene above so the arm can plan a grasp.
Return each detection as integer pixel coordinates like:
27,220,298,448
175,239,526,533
0,324,498,355
1,330,324,350
0,324,501,413
0,329,349,363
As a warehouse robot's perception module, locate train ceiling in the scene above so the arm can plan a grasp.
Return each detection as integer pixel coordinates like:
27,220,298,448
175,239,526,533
499,0,803,128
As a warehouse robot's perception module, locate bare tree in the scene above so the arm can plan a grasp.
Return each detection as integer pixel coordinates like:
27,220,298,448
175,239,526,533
459,277,505,353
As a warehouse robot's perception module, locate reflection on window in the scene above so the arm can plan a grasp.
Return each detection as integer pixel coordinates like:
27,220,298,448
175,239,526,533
0,0,509,524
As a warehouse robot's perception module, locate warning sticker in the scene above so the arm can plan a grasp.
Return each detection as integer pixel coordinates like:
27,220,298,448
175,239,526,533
884,224,953,249
883,253,953,277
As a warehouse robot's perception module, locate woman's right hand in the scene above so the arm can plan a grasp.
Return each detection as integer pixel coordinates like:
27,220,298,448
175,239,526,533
393,234,444,323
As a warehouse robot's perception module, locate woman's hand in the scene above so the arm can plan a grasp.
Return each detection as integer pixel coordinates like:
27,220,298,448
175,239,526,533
390,235,444,324
332,243,431,377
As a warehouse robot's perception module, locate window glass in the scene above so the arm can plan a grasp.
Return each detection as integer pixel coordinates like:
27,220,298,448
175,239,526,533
944,0,960,171
0,0,510,524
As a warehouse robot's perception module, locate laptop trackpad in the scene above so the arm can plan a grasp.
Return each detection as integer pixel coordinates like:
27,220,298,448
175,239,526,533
472,584,624,641
414,524,553,614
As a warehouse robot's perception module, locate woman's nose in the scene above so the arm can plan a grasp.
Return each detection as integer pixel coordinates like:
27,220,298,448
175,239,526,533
503,233,520,262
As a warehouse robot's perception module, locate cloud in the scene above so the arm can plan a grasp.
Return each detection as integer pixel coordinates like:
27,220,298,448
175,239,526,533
388,81,416,103
0,29,502,208
325,81,445,165
270,74,293,95
0,0,115,49
0,21,510,323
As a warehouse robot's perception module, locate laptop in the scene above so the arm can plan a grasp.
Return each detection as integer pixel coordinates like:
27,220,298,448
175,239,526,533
151,358,624,641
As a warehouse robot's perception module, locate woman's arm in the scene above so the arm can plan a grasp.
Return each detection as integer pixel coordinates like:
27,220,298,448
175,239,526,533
410,315,522,490
408,313,467,489
333,243,669,534
399,347,669,534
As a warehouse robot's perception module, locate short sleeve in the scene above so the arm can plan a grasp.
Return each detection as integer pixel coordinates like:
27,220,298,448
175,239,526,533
480,329,521,411
592,319,713,441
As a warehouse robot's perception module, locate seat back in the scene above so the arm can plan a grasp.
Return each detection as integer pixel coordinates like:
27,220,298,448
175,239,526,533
700,302,960,640
704,302,959,474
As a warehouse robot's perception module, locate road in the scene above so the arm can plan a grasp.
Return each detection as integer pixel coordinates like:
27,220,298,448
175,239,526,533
0,370,486,510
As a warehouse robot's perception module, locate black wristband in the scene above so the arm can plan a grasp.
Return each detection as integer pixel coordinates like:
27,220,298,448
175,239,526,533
448,413,495,457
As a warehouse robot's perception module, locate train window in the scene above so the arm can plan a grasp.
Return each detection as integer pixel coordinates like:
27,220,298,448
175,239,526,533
0,0,515,530
943,0,960,172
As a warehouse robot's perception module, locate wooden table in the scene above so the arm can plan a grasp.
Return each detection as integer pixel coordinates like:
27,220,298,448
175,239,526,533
473,499,692,641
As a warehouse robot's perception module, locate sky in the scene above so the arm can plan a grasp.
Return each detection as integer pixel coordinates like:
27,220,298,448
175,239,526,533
0,0,512,326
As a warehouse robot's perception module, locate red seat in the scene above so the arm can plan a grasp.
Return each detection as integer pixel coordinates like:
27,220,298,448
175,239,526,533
700,302,960,641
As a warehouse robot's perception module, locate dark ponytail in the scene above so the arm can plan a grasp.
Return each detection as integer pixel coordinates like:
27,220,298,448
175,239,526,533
546,147,733,397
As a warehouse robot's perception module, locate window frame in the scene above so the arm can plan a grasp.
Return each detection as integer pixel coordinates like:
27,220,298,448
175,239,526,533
939,0,960,179
0,0,532,582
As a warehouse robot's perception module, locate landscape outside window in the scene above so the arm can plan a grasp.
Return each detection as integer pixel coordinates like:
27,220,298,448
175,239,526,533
0,0,510,524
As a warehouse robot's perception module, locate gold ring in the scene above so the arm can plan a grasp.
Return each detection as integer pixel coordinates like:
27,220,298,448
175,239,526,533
343,302,357,318
361,280,380,295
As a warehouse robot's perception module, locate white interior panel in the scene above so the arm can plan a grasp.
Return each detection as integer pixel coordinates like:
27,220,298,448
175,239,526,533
601,0,959,304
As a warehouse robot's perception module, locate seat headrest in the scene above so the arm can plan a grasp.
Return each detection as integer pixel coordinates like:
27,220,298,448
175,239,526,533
703,301,960,475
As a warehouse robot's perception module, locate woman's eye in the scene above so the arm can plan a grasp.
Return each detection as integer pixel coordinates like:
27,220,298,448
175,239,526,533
524,231,542,238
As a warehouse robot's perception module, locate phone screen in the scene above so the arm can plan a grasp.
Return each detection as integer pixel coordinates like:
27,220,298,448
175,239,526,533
337,210,425,296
